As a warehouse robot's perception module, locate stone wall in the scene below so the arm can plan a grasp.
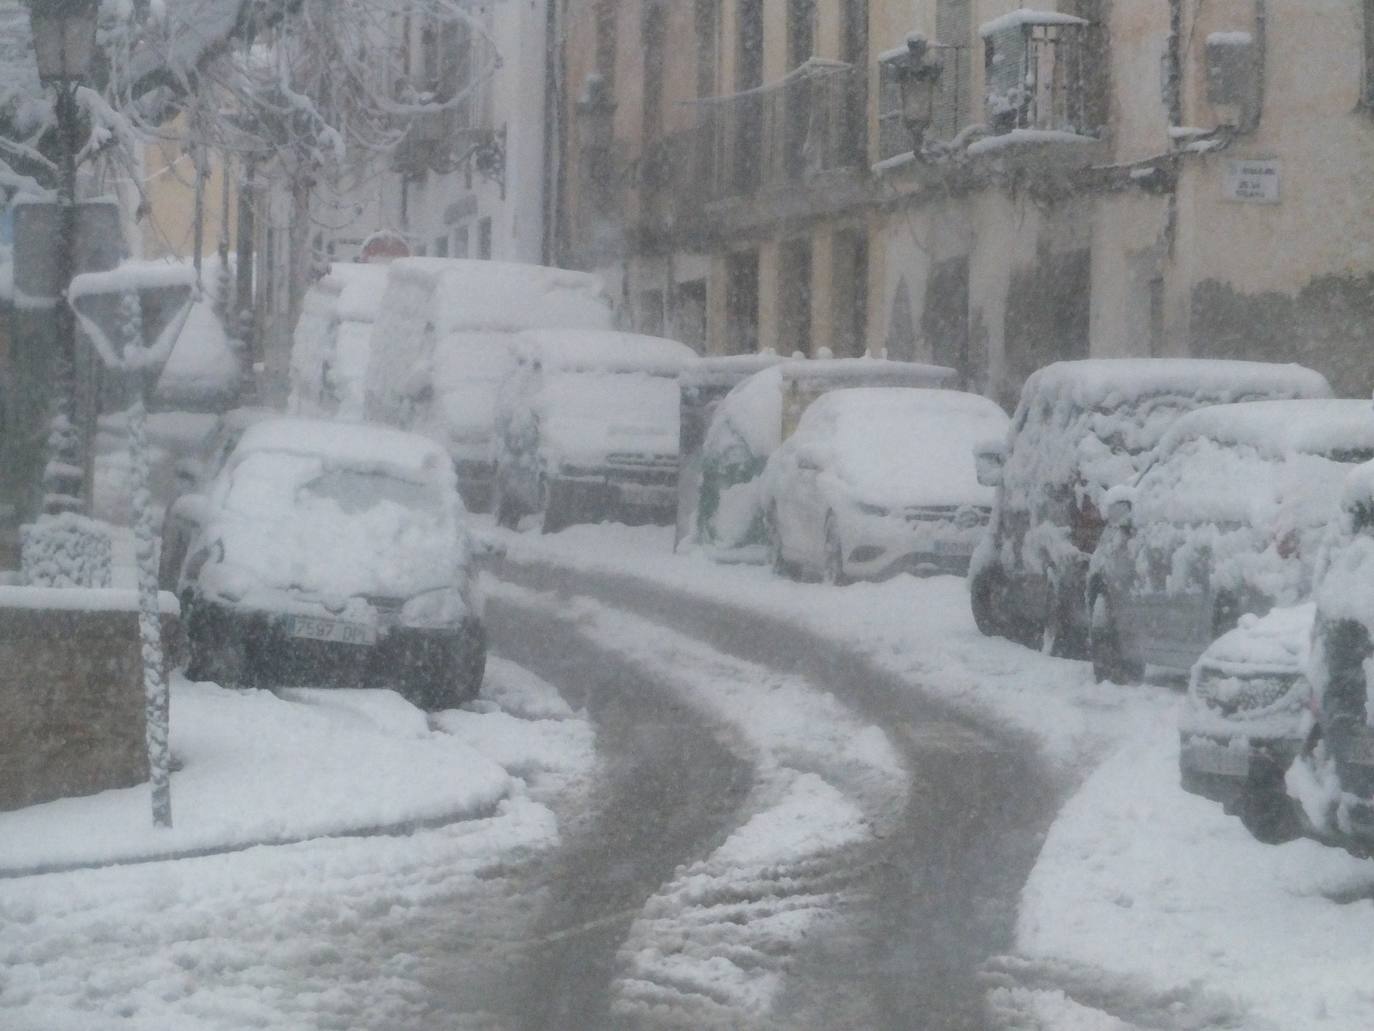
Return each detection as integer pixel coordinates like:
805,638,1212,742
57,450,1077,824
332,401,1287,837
0,595,179,812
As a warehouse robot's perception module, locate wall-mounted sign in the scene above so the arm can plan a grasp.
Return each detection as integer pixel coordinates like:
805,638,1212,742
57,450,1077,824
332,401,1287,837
1223,159,1281,204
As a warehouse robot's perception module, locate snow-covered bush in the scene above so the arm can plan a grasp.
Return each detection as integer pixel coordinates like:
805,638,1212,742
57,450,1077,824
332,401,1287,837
21,513,113,588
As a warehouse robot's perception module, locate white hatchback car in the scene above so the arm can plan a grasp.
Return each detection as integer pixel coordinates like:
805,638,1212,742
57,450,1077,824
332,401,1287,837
760,388,1009,583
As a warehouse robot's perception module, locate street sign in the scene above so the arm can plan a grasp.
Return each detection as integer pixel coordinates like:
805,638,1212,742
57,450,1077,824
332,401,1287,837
68,266,195,378
11,198,123,303
1223,159,1281,204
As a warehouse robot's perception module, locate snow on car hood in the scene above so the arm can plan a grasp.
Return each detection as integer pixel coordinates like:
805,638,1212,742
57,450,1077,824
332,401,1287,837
210,450,463,600
809,389,1009,508
535,371,679,468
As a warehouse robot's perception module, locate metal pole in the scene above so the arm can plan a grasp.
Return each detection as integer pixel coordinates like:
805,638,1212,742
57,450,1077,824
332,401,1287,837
44,82,86,516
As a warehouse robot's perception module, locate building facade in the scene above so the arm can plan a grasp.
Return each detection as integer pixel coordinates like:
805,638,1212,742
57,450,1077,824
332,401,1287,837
553,0,1374,404
253,0,552,402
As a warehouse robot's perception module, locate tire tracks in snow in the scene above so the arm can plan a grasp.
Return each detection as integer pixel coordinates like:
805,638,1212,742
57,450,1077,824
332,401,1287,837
488,578,908,1029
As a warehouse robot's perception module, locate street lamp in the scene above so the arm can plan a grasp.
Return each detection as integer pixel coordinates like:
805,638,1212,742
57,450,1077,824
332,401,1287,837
896,35,944,153
28,0,98,515
29,0,99,86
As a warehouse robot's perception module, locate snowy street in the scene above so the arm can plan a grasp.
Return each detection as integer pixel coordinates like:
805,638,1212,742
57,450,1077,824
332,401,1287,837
5,521,1373,1028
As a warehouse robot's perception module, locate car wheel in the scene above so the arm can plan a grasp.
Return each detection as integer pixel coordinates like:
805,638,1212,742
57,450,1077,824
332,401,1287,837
185,598,250,687
1236,769,1303,845
970,560,1009,637
404,624,487,712
766,505,790,578
494,483,521,530
822,516,846,586
1089,588,1142,684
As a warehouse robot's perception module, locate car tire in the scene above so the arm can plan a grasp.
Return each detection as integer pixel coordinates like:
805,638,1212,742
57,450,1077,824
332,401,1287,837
494,484,521,530
1089,588,1143,684
1236,772,1303,845
970,560,1009,638
404,624,487,712
822,515,846,586
766,505,792,579
185,598,250,687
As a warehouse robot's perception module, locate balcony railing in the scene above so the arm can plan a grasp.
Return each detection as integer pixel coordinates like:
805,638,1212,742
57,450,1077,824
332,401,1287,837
983,18,1099,136
686,59,866,204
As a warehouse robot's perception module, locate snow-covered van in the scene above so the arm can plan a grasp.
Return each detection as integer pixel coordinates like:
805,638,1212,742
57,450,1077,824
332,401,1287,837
362,259,616,511
693,357,956,562
492,330,698,532
969,359,1331,658
1089,398,1374,682
288,263,390,421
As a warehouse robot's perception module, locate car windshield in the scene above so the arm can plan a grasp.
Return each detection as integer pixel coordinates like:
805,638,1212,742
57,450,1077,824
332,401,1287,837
299,467,441,516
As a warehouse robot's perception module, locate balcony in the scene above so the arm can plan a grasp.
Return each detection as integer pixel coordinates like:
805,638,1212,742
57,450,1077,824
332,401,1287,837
981,13,1101,138
697,59,867,204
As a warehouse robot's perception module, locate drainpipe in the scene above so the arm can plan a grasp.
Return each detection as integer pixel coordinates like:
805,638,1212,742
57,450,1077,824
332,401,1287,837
1241,0,1266,135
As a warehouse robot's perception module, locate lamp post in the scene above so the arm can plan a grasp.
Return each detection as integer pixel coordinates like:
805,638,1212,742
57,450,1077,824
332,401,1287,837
896,35,944,154
28,0,99,515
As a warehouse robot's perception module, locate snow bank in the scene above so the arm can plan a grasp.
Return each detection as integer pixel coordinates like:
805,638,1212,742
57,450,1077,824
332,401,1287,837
0,677,513,874
1017,728,1374,1031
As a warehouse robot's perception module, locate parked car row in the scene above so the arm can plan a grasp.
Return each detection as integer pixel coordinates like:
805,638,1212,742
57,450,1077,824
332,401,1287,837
957,356,1374,861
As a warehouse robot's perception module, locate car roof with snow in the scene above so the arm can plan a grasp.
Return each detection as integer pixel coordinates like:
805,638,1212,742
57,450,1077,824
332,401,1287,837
790,388,1010,507
386,257,614,333
1158,398,1374,460
680,351,786,389
518,330,698,374
1014,358,1330,415
801,386,1006,426
325,262,390,322
228,417,453,482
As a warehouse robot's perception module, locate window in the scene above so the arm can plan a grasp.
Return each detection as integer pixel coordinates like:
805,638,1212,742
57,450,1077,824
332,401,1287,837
733,0,764,193
434,235,449,257
694,0,718,100
453,225,469,258
983,11,1098,135
595,0,618,94
638,289,665,336
831,229,868,358
477,217,492,259
1364,0,1374,104
933,0,972,140
642,5,666,145
778,238,812,356
725,249,759,354
673,279,708,353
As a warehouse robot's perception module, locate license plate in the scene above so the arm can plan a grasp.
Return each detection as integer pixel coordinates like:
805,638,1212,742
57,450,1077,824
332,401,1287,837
619,483,671,506
290,615,377,646
1181,739,1250,778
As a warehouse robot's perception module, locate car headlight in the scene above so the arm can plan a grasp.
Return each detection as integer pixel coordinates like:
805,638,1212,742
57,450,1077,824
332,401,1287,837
856,501,890,517
198,558,258,605
401,587,468,629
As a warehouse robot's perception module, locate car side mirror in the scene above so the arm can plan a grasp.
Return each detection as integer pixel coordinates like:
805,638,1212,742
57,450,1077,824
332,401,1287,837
468,530,507,560
173,458,203,491
796,449,822,472
974,441,1006,488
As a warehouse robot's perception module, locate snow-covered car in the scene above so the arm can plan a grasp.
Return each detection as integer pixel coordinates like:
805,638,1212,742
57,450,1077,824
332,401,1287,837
759,388,1009,582
173,417,485,709
492,330,698,532
675,353,784,549
1088,398,1374,682
1287,463,1374,857
694,357,956,562
1179,602,1312,844
288,262,389,421
969,359,1331,657
158,405,276,590
363,258,615,511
